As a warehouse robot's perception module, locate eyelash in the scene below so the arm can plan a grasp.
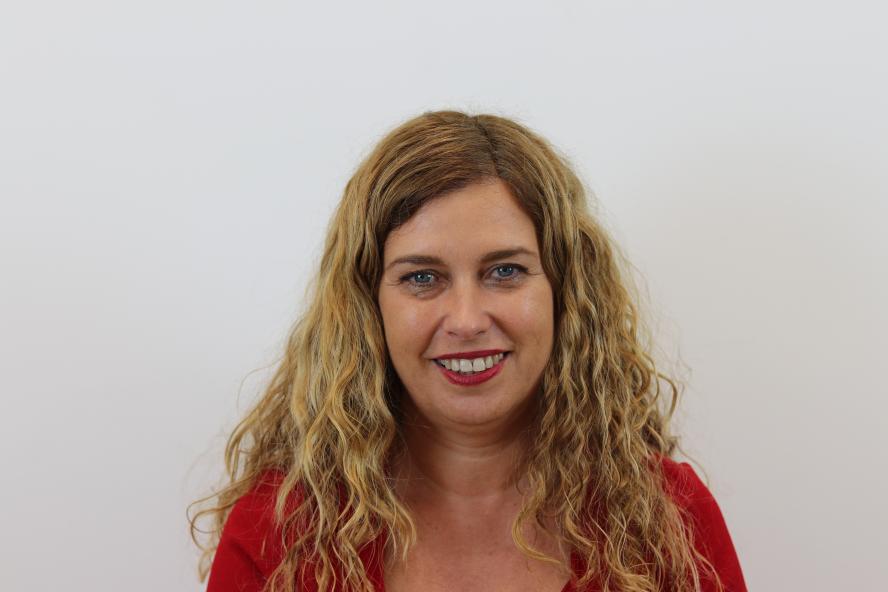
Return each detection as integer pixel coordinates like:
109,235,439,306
399,264,528,290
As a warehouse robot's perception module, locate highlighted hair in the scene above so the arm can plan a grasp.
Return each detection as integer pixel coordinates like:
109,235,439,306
190,111,721,592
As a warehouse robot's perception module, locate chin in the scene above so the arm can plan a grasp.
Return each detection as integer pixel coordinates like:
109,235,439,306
428,390,525,428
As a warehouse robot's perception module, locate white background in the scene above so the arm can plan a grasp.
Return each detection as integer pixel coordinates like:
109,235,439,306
2,1,886,591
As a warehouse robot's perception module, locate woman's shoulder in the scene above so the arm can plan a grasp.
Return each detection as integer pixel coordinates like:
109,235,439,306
657,456,733,536
658,455,715,504
656,455,748,592
206,469,302,592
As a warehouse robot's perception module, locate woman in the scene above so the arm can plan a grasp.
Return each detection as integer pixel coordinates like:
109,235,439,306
191,111,747,592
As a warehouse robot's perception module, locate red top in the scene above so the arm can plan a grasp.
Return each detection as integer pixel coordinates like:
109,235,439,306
206,458,747,591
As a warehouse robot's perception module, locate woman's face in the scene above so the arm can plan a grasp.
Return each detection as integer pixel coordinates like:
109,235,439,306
378,178,554,433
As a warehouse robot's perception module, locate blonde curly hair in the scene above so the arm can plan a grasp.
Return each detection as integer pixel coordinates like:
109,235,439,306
190,110,721,592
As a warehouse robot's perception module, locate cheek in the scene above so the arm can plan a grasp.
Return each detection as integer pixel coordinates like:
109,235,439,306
511,284,555,349
394,312,427,352
380,292,429,354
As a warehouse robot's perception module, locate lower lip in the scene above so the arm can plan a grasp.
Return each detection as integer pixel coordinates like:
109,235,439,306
434,354,508,386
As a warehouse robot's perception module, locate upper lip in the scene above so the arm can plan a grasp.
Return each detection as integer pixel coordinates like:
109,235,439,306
433,349,508,359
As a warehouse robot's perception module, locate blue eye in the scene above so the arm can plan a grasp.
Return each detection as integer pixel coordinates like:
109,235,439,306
411,271,435,284
491,264,526,281
400,270,437,287
493,265,517,279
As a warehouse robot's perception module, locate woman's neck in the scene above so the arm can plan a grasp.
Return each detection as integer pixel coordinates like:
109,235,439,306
392,404,535,504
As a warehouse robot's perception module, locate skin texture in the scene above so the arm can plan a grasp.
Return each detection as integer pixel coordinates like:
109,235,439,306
377,179,567,591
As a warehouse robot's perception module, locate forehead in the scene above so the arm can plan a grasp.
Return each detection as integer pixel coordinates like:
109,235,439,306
382,179,539,261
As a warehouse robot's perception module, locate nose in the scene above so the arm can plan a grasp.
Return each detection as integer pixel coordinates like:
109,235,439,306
441,279,491,339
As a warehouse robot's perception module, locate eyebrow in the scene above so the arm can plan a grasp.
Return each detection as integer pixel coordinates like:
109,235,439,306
385,247,538,271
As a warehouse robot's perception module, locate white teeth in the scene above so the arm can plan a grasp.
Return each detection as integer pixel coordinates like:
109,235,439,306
436,353,507,374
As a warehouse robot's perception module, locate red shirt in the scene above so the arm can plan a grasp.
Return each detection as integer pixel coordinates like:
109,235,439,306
207,458,747,591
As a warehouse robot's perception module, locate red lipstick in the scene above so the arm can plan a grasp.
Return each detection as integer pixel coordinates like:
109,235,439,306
434,353,508,386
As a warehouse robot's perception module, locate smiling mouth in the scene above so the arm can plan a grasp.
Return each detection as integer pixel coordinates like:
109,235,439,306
433,352,509,375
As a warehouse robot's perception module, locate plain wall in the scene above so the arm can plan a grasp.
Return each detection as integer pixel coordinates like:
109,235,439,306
1,1,886,590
